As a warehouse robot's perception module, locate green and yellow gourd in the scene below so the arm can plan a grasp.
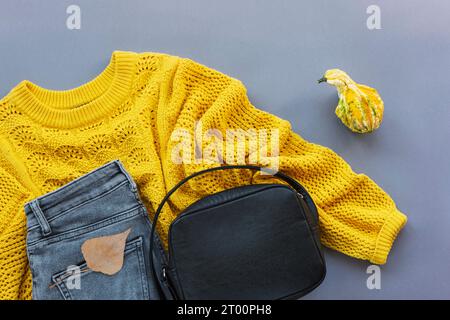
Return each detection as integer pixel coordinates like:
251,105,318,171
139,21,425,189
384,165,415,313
318,69,384,133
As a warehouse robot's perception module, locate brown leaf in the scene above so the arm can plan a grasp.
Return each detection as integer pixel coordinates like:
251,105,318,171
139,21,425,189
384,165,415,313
81,228,131,276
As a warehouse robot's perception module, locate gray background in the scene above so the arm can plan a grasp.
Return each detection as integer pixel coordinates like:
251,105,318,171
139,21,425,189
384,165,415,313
0,0,449,299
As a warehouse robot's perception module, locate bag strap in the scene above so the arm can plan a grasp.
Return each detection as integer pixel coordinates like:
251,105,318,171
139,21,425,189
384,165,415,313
149,164,307,298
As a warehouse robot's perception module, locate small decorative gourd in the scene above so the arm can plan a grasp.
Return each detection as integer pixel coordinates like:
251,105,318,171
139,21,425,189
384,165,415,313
318,69,384,133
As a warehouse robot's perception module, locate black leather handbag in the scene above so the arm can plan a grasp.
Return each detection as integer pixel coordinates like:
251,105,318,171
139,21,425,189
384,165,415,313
149,165,326,300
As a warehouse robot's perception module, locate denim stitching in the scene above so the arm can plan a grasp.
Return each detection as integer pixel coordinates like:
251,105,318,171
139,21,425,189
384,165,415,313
29,200,52,236
134,238,150,300
53,237,146,300
27,180,129,232
27,205,143,248
140,204,168,265
27,251,39,300
53,274,72,300
53,238,142,284
115,160,137,192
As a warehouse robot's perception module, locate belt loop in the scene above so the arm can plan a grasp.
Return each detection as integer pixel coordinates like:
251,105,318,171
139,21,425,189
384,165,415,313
29,200,52,236
115,160,137,192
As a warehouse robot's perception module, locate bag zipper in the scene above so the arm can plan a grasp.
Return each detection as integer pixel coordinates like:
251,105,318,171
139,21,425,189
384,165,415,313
162,266,179,299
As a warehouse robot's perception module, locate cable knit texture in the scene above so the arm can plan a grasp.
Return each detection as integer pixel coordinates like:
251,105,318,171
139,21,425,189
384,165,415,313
0,51,406,299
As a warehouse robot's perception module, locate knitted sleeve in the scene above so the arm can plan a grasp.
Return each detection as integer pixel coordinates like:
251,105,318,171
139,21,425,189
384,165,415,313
0,148,32,299
163,57,407,265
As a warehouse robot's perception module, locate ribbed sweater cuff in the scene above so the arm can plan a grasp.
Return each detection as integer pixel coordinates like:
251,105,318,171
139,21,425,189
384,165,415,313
370,210,407,265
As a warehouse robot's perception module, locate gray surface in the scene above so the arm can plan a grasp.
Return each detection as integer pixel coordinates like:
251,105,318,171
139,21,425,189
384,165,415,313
0,0,449,299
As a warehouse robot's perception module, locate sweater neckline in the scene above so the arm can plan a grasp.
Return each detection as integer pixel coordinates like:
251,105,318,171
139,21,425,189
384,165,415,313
7,51,137,128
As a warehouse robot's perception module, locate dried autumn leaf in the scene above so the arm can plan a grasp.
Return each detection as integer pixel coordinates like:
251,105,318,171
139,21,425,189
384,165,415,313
81,228,131,276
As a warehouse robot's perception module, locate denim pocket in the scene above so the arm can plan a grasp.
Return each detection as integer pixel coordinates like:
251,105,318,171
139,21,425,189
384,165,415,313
51,236,150,300
25,160,164,300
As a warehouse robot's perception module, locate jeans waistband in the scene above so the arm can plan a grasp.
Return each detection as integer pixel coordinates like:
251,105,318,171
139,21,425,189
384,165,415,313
24,160,137,235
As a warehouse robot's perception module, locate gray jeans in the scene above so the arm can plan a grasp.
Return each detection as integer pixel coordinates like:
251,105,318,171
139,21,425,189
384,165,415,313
24,160,165,300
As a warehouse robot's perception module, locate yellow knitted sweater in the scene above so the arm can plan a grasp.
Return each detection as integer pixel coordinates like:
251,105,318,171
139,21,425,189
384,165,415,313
0,51,406,299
